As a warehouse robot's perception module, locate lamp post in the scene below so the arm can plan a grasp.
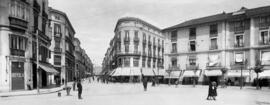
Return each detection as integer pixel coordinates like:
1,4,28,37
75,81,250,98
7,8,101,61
240,63,243,89
36,30,40,94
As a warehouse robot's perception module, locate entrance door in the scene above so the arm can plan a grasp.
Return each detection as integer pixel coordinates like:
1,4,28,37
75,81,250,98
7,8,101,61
11,62,25,90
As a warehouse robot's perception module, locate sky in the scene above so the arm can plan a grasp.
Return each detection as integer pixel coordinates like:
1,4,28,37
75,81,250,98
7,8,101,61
49,0,270,66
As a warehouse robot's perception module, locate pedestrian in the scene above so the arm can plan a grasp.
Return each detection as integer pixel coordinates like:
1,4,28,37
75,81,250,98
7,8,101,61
207,81,217,100
73,77,76,91
62,78,65,85
175,80,179,88
152,77,156,87
142,74,148,91
77,80,83,99
259,78,263,89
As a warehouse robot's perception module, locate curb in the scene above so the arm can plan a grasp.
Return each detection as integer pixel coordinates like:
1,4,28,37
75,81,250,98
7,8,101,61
0,88,64,98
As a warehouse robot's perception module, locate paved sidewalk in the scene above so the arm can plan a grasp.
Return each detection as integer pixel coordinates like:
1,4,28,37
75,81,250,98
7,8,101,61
0,82,74,97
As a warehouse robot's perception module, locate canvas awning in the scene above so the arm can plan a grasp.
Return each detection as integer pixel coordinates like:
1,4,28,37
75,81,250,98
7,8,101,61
227,70,250,77
204,70,222,76
259,70,270,78
164,71,182,78
142,68,155,76
182,70,201,77
38,62,59,75
112,68,122,76
129,68,141,76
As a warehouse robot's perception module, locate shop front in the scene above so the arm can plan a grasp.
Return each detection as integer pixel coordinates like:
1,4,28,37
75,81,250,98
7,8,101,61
11,62,25,90
226,70,250,86
204,69,222,85
182,70,201,85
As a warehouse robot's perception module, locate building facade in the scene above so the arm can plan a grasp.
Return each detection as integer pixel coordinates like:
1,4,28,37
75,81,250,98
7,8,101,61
74,38,93,80
102,17,165,82
0,0,54,92
163,6,270,86
48,7,76,83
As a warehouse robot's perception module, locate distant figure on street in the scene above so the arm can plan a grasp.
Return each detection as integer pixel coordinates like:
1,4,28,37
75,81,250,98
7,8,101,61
73,77,77,91
207,81,217,100
77,80,83,99
142,74,148,91
151,77,156,87
259,78,263,89
62,78,65,85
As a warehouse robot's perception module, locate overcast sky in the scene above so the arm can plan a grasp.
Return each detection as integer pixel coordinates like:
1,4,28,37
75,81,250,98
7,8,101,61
49,0,270,66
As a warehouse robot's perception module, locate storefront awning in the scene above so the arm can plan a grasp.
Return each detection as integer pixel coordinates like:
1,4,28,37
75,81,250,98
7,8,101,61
164,71,182,78
112,68,122,76
129,68,141,76
182,70,201,77
38,63,59,75
204,70,222,76
142,68,155,76
259,70,270,78
227,70,249,77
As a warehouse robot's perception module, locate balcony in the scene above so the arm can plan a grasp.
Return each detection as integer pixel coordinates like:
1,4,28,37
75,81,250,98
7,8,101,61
148,41,152,46
209,45,218,50
143,39,147,45
142,51,147,57
9,16,28,31
234,43,244,48
133,37,140,43
171,50,178,53
116,51,141,56
234,26,245,34
186,64,199,70
124,37,130,44
259,22,270,29
54,47,62,53
10,49,25,56
259,40,270,45
54,33,62,38
168,65,180,71
171,38,177,42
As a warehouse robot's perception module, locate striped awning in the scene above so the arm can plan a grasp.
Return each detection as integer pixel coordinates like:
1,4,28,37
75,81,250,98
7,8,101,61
182,70,201,77
227,70,249,77
259,70,270,78
164,71,182,78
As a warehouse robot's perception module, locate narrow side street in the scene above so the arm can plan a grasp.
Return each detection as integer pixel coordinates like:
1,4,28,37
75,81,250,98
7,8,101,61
1,81,270,105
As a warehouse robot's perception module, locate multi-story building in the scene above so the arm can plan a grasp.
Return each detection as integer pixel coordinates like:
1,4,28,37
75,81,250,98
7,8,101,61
0,0,56,91
74,38,93,80
48,7,76,83
163,6,270,86
102,17,165,82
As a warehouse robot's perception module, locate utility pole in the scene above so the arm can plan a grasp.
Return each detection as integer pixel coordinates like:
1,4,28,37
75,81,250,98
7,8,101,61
240,63,243,89
36,30,40,94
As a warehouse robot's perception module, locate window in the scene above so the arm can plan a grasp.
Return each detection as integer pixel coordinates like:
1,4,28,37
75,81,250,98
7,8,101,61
189,41,196,51
260,31,269,45
125,44,129,52
261,51,270,65
54,24,61,36
118,58,122,67
143,33,146,40
134,45,138,53
54,15,60,20
189,58,196,66
134,31,138,38
142,58,146,67
235,52,244,64
172,43,177,53
147,59,151,68
171,58,177,67
124,30,129,41
133,58,139,67
10,0,30,21
54,55,61,65
210,38,218,50
124,58,130,67
189,28,196,39
171,30,177,41
234,21,245,33
117,43,121,52
235,34,244,47
65,43,70,51
153,59,156,68
55,40,60,48
10,35,27,52
210,24,218,36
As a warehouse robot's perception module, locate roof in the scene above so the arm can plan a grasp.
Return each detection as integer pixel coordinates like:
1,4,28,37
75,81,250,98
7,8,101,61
163,5,270,31
163,13,230,31
114,17,161,32
48,7,76,34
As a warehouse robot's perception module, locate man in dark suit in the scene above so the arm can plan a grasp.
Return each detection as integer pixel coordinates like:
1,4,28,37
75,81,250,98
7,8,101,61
77,80,83,99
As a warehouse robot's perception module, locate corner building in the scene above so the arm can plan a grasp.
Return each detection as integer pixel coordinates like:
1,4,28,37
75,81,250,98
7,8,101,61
163,6,270,86
104,17,165,82
48,7,76,83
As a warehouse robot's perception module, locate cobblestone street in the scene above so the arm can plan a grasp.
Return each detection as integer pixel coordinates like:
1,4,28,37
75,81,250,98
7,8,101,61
1,81,270,105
